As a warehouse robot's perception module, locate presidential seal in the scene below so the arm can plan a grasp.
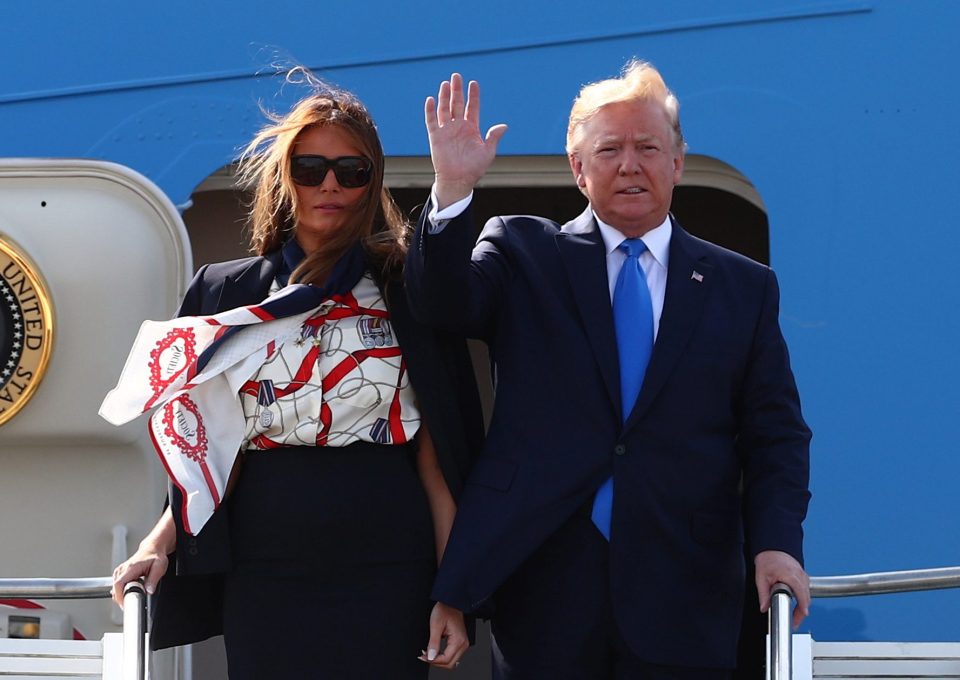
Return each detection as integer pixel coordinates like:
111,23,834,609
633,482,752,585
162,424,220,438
0,235,54,425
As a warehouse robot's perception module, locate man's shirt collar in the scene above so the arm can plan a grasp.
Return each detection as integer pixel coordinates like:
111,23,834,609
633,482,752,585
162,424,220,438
594,211,672,269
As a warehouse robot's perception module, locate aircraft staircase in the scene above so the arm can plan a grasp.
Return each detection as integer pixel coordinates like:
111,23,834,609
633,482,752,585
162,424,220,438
769,567,960,679
2,567,959,679
0,578,146,680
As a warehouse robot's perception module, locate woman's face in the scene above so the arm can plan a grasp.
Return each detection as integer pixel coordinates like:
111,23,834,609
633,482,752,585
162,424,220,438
290,125,369,253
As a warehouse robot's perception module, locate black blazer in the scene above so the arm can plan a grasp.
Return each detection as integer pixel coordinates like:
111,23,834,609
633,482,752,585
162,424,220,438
150,249,484,650
405,204,811,669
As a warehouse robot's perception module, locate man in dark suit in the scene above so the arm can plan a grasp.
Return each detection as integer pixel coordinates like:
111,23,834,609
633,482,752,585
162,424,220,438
406,62,811,679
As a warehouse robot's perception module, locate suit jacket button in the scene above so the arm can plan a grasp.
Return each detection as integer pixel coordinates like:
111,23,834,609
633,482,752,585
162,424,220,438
187,547,199,556
614,444,626,455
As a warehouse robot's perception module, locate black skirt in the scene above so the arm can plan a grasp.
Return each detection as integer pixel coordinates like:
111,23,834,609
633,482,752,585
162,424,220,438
222,442,435,679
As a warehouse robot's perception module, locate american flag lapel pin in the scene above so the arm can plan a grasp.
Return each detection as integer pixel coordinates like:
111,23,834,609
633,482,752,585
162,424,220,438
691,270,704,283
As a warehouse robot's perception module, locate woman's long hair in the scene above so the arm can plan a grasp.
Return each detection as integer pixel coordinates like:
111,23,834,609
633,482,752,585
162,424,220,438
237,68,408,285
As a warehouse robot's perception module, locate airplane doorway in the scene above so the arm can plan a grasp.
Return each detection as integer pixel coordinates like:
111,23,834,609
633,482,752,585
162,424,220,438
179,154,770,680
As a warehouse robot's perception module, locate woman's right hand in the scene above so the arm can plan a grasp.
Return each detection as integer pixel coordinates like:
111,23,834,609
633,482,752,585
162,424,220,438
112,507,176,606
112,543,169,607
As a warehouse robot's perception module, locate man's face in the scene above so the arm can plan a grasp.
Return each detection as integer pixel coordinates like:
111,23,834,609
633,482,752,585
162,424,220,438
568,99,684,237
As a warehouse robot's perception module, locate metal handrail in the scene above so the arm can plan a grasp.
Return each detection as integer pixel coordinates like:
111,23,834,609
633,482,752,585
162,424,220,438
0,576,112,599
810,566,960,597
0,577,146,680
768,566,960,680
769,584,794,680
121,582,147,680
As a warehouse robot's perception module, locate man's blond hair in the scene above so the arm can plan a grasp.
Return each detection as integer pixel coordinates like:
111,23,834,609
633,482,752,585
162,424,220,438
566,60,685,155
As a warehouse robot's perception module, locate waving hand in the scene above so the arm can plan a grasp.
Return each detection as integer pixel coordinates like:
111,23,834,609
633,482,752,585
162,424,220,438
425,73,508,209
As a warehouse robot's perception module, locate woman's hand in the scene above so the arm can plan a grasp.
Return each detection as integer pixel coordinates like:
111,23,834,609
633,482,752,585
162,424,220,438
112,507,176,606
419,601,469,670
425,73,508,209
111,544,168,606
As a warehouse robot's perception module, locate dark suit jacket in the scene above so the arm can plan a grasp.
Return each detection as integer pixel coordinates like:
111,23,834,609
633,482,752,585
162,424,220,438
405,204,811,669
150,249,484,650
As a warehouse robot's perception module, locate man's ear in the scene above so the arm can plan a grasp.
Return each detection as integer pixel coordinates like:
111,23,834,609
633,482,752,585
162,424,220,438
568,153,585,188
672,150,685,185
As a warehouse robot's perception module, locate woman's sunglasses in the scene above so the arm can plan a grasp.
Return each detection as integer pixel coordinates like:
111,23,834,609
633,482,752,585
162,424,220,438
290,155,373,188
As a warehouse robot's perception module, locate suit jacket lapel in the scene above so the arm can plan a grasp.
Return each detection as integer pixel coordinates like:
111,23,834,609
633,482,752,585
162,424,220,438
625,221,712,429
213,251,283,312
556,207,621,416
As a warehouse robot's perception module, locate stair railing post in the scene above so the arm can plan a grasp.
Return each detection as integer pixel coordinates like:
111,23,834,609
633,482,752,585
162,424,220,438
121,581,147,680
769,582,794,680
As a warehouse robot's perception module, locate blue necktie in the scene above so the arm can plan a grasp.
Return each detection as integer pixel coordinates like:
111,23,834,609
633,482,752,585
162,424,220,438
591,238,654,540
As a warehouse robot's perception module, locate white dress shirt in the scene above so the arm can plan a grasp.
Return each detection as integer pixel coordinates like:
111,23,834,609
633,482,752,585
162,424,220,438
595,214,670,340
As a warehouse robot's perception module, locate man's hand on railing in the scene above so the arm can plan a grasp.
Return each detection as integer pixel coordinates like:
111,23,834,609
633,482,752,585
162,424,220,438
756,549,810,629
